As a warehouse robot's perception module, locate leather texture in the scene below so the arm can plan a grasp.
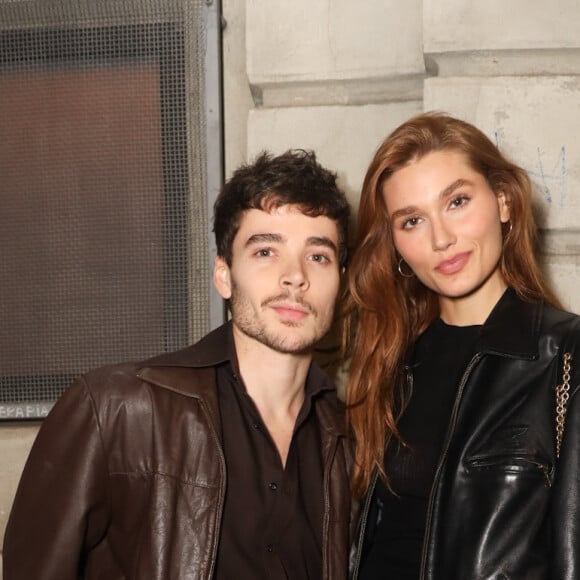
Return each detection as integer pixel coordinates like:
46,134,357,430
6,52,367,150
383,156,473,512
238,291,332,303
351,289,580,580
3,322,356,580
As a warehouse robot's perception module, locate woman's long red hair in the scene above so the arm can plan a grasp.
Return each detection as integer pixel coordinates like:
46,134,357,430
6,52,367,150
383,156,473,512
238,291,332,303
342,112,562,497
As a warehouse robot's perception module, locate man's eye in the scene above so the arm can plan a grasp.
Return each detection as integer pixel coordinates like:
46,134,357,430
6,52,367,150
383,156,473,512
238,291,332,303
255,248,274,257
310,254,330,263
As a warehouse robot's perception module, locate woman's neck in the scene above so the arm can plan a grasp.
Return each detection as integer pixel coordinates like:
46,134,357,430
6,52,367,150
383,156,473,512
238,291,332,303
439,276,508,326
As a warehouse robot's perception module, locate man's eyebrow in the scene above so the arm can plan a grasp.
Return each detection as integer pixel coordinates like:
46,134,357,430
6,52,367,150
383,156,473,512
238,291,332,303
390,178,472,222
308,236,338,254
244,233,337,254
244,233,284,247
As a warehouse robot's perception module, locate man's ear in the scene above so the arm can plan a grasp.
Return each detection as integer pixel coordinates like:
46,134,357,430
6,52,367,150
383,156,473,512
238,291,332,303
213,256,232,299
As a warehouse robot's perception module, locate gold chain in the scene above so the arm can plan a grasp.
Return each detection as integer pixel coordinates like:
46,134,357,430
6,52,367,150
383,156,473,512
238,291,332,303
556,352,572,458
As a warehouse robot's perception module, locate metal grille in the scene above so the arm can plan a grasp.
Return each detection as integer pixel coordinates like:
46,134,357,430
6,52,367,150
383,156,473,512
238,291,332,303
0,0,222,419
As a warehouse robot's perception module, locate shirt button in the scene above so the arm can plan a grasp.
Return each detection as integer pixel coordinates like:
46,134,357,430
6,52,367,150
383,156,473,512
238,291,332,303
266,544,274,553
252,422,259,429
268,482,278,491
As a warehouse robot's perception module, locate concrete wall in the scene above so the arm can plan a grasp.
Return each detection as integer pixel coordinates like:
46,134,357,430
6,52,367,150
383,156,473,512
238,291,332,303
422,0,580,312
235,0,580,316
2,0,580,573
0,425,39,574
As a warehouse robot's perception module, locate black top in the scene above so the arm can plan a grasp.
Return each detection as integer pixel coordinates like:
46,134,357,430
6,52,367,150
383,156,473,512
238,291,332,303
360,318,481,579
213,329,332,580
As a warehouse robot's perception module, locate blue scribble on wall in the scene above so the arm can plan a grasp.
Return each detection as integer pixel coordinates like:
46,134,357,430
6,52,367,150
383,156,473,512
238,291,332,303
528,146,567,208
494,131,567,208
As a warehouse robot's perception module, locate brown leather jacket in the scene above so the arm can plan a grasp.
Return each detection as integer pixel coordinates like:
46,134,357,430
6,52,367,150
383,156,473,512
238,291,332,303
3,323,356,579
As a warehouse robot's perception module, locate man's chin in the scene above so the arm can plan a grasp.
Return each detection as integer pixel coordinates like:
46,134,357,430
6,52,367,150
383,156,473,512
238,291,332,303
258,331,321,356
267,338,317,356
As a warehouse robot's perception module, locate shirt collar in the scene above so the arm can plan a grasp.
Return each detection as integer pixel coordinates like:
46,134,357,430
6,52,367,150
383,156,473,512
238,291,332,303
137,321,336,401
222,328,336,404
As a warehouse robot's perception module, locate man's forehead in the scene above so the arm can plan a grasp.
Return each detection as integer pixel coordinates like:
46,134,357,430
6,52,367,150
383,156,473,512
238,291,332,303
234,207,339,246
238,206,337,228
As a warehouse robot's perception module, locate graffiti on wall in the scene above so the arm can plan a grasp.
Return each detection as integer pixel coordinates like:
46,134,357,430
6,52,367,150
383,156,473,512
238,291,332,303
495,132,567,209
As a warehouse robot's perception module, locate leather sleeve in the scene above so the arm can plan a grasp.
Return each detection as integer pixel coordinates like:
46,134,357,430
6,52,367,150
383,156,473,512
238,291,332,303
2,377,111,580
551,341,580,580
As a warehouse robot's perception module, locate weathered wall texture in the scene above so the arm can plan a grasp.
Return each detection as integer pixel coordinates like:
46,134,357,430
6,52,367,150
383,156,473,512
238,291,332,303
2,0,579,573
0,425,39,574
423,0,580,311
234,0,580,315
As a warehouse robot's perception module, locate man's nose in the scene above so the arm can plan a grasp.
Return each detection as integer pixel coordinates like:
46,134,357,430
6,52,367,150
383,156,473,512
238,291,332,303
280,258,309,290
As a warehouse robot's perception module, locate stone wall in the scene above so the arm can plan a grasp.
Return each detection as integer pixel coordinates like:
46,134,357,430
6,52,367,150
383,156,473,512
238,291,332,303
231,0,580,314
423,0,580,312
0,425,39,575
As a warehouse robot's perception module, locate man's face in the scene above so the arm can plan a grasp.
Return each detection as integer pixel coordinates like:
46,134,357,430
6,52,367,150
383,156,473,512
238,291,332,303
213,205,341,355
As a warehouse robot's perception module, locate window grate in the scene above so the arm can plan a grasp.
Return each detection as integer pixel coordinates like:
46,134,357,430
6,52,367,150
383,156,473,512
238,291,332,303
0,0,221,419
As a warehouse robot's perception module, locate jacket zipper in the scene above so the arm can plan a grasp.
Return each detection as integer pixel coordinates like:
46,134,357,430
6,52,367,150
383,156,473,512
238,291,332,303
419,352,482,580
468,456,552,488
350,469,380,579
529,461,553,488
322,433,339,580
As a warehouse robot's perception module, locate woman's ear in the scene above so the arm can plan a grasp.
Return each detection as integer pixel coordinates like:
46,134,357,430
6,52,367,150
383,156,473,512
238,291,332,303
497,191,511,223
213,256,232,299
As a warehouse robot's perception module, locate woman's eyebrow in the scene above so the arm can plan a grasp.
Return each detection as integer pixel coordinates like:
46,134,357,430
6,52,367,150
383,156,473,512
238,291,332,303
439,178,471,200
389,178,472,222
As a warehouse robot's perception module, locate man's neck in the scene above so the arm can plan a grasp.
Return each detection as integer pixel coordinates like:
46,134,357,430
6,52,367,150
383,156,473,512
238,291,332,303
232,327,313,467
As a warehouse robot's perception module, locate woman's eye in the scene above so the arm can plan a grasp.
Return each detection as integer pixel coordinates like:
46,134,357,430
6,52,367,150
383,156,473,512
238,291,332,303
450,195,469,209
402,216,421,230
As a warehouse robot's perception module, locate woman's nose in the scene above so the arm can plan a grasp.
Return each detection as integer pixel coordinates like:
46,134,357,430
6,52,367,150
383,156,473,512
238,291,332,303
431,218,456,251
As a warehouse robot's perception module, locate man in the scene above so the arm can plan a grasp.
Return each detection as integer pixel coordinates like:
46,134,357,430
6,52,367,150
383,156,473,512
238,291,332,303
3,150,354,579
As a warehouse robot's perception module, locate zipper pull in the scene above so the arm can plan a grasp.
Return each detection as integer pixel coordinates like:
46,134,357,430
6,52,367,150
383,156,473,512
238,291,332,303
537,463,552,488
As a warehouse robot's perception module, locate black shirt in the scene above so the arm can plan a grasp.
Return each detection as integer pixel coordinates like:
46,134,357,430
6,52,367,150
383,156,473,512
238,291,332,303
213,333,332,580
360,318,481,579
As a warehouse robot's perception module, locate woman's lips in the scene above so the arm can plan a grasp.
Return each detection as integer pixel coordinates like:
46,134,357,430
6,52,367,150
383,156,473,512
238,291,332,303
435,251,471,275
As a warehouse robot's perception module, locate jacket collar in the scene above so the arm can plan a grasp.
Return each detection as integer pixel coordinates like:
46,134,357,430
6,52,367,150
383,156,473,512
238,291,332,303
136,322,347,437
135,322,234,401
475,288,542,359
142,321,233,369
305,363,348,437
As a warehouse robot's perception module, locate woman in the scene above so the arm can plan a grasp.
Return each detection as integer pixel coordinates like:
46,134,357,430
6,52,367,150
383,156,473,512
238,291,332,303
344,112,580,579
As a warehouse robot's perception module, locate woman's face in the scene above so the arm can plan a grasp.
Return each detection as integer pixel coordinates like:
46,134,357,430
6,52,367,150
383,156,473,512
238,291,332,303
382,149,510,324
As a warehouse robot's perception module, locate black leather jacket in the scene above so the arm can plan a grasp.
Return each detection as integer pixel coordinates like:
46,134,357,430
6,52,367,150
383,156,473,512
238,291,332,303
350,289,580,580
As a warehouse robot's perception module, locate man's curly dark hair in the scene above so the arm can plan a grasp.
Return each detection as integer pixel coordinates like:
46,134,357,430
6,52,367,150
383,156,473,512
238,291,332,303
213,149,350,267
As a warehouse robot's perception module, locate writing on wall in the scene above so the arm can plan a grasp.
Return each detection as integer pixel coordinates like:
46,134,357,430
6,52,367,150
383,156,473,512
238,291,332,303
495,132,567,208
